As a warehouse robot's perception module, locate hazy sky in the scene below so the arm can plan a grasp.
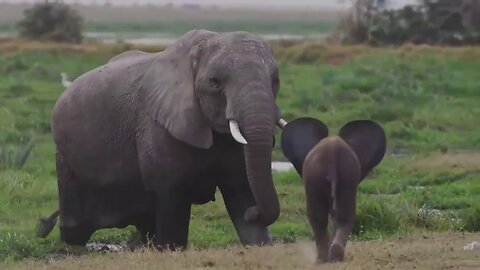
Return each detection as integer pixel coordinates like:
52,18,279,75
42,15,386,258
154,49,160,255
3,0,417,9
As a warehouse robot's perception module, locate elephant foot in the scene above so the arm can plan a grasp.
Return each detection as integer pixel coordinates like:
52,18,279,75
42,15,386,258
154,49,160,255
60,225,94,246
315,245,329,264
328,242,345,262
315,256,328,265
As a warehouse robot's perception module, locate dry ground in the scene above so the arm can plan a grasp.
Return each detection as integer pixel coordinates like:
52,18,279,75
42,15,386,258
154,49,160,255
5,232,480,270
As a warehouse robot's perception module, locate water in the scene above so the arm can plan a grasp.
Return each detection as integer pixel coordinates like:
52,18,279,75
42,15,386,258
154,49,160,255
271,161,294,172
0,30,325,45
85,32,326,45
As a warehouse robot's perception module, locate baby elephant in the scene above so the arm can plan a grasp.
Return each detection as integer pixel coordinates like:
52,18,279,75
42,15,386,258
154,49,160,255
280,117,386,263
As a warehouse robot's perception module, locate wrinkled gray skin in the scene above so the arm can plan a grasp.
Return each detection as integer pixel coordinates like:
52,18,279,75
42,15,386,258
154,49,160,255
41,29,284,250
280,118,386,262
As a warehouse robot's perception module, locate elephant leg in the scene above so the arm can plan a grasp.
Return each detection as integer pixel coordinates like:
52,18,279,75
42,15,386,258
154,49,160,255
218,173,271,246
60,224,95,246
329,182,358,262
305,181,331,264
152,190,192,251
134,214,156,245
56,152,95,246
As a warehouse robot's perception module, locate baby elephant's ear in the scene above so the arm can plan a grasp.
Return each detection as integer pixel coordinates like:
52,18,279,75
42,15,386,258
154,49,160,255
280,117,329,176
339,120,386,180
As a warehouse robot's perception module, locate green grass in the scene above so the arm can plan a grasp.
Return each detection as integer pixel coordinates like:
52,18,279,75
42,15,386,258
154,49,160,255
0,43,479,262
272,49,480,156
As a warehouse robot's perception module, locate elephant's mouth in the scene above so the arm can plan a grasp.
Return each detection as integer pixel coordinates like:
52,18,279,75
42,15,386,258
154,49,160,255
212,121,230,134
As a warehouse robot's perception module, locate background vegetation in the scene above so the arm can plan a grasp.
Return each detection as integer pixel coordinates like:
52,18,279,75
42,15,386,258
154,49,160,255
0,3,339,37
17,1,84,44
0,41,479,262
333,0,480,45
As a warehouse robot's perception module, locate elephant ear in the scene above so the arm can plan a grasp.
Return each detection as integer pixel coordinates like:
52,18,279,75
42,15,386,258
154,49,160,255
338,120,387,180
140,29,217,149
280,117,329,176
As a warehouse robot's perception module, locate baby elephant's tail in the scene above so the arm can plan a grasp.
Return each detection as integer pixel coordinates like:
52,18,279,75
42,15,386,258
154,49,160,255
329,165,338,214
36,210,59,238
327,143,339,215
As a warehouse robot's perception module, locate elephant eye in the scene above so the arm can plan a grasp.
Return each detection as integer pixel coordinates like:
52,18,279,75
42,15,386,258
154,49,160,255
272,77,279,86
272,76,280,93
209,77,222,90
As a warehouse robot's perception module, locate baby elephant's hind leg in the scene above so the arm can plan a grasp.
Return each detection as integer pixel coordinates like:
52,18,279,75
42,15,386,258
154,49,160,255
305,181,331,263
329,182,358,262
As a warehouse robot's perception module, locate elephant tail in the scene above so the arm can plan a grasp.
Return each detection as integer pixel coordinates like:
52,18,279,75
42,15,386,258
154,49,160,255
329,165,338,214
36,210,59,238
328,145,338,215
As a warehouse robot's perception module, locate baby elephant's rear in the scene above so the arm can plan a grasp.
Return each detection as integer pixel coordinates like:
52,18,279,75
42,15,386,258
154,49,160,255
302,136,361,262
281,117,386,263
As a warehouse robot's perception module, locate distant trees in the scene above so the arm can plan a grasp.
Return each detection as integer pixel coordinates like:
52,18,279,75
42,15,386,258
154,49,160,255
17,1,84,44
332,0,480,46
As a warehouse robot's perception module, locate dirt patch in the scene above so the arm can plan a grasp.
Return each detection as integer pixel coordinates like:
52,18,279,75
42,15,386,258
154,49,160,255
413,151,480,171
5,232,480,270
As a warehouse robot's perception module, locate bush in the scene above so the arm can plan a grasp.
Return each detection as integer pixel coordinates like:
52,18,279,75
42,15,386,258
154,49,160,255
17,1,84,44
0,135,35,170
353,196,410,238
333,0,480,46
460,205,480,231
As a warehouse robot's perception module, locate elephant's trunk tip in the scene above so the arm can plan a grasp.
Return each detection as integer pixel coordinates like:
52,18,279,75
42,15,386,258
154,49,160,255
244,204,280,226
36,210,59,238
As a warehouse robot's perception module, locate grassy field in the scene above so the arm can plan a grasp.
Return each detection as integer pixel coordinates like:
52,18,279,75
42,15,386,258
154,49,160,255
0,40,479,265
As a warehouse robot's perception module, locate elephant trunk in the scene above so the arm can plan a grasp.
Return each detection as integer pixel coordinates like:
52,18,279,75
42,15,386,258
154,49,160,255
239,89,280,226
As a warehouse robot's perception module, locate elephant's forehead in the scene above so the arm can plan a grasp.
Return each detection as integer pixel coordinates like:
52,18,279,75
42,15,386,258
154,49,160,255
228,44,274,67
204,36,275,70
209,35,271,55
218,52,274,71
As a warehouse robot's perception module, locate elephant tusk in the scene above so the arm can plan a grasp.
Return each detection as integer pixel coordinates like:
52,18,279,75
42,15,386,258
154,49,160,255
229,120,248,145
276,118,288,129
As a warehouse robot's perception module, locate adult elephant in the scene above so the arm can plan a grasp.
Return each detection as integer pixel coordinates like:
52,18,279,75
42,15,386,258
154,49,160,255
38,29,287,250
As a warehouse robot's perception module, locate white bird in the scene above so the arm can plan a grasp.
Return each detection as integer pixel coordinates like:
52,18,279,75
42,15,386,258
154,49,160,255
60,72,72,88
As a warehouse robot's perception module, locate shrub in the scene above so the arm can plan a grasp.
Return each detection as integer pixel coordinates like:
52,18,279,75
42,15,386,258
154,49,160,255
0,135,35,170
2,55,29,74
460,205,480,231
333,0,480,46
353,196,413,238
6,83,34,98
17,1,84,44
